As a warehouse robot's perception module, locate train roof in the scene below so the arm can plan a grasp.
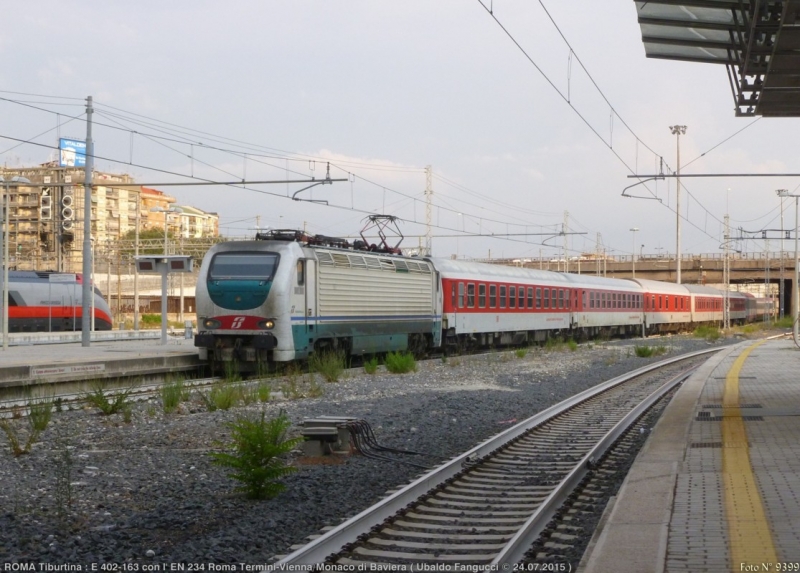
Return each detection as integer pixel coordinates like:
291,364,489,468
562,273,642,291
683,284,728,296
429,259,641,290
627,278,690,295
430,259,573,283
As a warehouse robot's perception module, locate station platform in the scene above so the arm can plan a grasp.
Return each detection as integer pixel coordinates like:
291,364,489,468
0,334,201,395
581,338,800,572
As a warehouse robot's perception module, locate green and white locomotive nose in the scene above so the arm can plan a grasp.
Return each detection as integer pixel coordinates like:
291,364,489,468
206,252,279,310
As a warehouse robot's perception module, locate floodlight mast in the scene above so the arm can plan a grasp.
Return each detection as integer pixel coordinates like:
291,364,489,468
777,189,799,347
670,125,687,284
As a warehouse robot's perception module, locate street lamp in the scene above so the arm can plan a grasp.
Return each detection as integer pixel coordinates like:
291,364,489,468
776,189,798,345
630,227,639,278
670,125,687,284
150,206,183,255
0,175,32,350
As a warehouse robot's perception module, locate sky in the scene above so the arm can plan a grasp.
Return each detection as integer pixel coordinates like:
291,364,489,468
2,1,800,262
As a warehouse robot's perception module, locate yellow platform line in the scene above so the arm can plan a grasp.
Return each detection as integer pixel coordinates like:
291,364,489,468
722,340,777,571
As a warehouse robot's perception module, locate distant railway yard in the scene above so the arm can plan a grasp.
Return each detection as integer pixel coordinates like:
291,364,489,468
0,332,763,566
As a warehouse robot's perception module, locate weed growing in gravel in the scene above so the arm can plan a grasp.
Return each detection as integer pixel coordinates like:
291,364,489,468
567,339,578,352
694,324,721,341
257,382,271,402
53,439,74,520
515,348,528,359
634,345,668,358
309,350,346,382
161,376,188,414
84,380,132,415
364,356,379,375
306,379,324,398
0,396,54,456
210,409,303,499
223,361,243,384
385,351,416,374
201,380,240,411
254,358,272,379
544,337,565,352
28,395,54,432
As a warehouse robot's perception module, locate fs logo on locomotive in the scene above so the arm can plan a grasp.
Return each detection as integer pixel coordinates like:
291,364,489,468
231,317,246,329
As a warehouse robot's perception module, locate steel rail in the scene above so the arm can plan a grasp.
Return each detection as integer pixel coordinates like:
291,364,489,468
276,346,723,566
491,365,697,565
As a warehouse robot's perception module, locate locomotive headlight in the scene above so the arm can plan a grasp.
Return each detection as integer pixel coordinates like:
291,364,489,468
203,318,221,329
258,319,275,330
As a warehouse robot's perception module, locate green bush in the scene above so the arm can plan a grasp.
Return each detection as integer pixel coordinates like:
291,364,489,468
0,396,55,456
161,377,187,414
200,380,239,411
634,345,668,358
141,314,161,325
309,350,345,382
385,351,416,374
210,410,302,499
364,356,379,375
515,348,528,359
544,337,565,352
85,381,132,415
567,339,578,352
694,325,721,341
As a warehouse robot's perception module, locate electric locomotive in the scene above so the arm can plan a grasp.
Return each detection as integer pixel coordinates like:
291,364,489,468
194,230,441,368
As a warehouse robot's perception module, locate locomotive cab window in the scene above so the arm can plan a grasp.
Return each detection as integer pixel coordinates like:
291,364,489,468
296,260,305,286
209,252,280,281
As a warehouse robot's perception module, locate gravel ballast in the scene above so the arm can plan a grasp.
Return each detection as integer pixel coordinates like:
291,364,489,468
0,336,734,565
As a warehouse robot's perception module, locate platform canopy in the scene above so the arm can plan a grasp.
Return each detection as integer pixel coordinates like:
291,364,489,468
635,0,800,116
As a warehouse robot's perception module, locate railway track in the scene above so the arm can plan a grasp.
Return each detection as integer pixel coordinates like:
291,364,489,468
276,347,721,568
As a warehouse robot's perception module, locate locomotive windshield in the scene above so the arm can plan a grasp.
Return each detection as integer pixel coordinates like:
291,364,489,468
209,252,279,280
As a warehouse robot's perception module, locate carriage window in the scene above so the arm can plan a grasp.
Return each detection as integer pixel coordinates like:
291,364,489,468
583,290,587,309
603,293,607,309
658,295,662,310
451,284,456,308
499,285,507,308
479,284,486,308
458,283,465,308
590,292,594,309
467,283,475,308
544,288,550,309
528,287,534,309
519,286,525,309
509,286,516,308
536,287,542,309
490,284,497,308
558,289,564,309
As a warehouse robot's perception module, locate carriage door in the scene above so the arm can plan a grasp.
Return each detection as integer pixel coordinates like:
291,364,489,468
299,259,316,334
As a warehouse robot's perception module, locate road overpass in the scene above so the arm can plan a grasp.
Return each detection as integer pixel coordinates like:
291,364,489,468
483,252,794,316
